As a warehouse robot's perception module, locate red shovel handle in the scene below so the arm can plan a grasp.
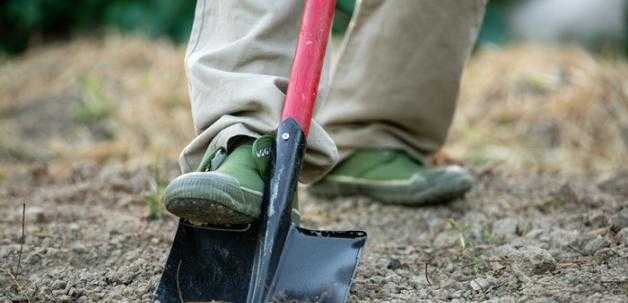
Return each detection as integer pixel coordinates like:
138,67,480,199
281,0,336,136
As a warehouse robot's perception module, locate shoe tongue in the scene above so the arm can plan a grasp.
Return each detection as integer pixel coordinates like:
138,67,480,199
252,135,274,178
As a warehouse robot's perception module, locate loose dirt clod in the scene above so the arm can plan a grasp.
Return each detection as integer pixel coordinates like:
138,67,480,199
493,244,557,275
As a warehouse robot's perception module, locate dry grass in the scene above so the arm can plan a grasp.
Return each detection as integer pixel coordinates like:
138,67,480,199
451,44,628,176
0,36,192,176
1,36,627,178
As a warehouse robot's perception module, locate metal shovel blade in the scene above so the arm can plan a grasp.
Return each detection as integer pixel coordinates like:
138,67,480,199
270,226,366,302
154,221,256,303
154,220,366,303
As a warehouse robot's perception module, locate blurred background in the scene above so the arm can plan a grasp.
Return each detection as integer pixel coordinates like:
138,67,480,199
2,0,626,55
1,0,627,180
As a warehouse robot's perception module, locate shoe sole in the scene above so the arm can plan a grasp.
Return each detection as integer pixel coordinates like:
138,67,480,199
163,172,262,225
308,174,472,205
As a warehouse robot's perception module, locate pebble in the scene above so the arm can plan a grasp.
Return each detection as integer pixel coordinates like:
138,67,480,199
68,223,80,231
0,246,10,258
52,280,67,290
611,208,628,232
9,295,28,303
492,218,519,239
484,296,516,303
587,212,609,228
68,287,79,297
25,252,41,265
26,206,47,223
494,244,557,275
411,275,429,288
387,258,402,270
584,235,610,255
469,277,496,291
71,243,87,254
616,228,628,245
598,170,628,196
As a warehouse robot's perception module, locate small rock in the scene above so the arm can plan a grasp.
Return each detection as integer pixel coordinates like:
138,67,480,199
587,212,610,228
616,228,628,245
524,228,544,239
494,244,556,275
26,206,47,223
25,253,41,265
484,297,516,303
68,223,80,231
492,218,519,239
109,229,121,236
551,183,580,205
56,295,71,303
71,243,87,254
52,280,67,290
0,246,11,258
528,298,559,303
10,295,28,303
68,287,80,297
598,170,628,197
383,282,396,293
386,258,402,270
469,277,495,291
583,235,610,255
611,208,628,232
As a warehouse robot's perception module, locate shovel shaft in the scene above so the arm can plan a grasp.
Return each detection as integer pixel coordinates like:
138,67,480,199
281,0,336,136
248,1,336,302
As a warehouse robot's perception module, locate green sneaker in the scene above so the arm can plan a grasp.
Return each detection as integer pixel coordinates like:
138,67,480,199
164,136,283,225
308,149,473,205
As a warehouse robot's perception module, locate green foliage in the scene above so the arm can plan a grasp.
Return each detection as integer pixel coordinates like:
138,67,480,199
0,0,195,55
73,75,114,124
145,190,164,221
145,160,167,221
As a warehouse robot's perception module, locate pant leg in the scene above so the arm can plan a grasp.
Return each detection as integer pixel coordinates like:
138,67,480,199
180,0,338,182
319,0,486,162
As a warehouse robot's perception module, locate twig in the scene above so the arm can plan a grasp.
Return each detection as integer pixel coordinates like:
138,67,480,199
0,267,23,295
425,262,432,286
16,202,25,276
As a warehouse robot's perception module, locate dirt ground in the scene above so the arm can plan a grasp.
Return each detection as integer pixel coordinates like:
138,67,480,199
1,37,627,302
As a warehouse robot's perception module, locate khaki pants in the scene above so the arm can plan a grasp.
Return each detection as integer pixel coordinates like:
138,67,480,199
180,0,486,182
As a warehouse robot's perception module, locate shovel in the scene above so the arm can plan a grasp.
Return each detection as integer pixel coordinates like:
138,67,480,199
155,1,367,302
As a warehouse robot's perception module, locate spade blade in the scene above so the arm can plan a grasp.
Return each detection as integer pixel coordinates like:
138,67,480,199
154,221,366,303
268,225,366,303
154,220,257,303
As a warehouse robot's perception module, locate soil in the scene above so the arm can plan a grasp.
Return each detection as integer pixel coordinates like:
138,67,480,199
1,37,627,302
1,163,627,302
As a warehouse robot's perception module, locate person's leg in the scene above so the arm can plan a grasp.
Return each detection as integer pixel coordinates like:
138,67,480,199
180,0,337,176
165,0,338,225
310,0,486,204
